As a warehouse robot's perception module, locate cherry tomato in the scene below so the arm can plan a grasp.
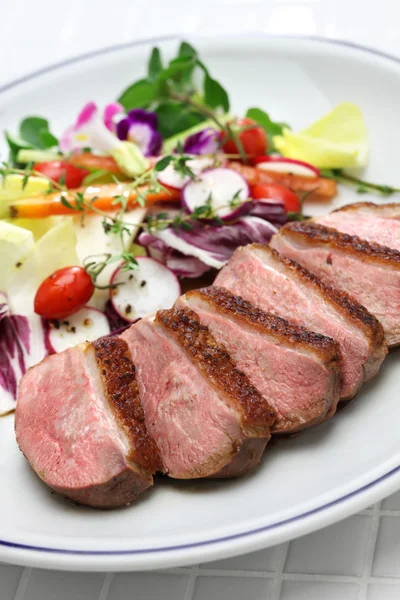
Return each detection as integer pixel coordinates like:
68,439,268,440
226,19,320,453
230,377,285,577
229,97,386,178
222,118,267,159
34,161,89,189
251,183,301,213
34,266,95,320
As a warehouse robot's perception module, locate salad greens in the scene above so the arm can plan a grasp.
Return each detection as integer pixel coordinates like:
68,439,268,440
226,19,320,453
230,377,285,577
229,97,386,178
118,42,230,140
6,117,59,165
245,108,289,152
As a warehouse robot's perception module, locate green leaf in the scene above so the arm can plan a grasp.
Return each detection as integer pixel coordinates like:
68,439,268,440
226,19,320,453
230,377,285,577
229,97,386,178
161,57,196,81
319,168,339,179
245,107,290,151
154,155,173,172
60,195,74,210
19,117,58,150
357,185,369,194
178,41,198,59
5,131,33,166
118,79,157,110
148,47,163,80
39,130,59,148
155,102,206,138
204,75,229,112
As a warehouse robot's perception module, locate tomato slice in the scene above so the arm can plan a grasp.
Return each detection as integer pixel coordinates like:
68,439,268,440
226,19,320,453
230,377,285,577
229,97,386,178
222,118,267,159
34,161,89,189
34,266,95,320
251,183,301,213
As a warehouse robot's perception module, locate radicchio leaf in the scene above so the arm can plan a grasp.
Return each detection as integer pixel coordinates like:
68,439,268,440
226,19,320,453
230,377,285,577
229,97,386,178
0,296,47,415
138,232,212,278
175,216,278,263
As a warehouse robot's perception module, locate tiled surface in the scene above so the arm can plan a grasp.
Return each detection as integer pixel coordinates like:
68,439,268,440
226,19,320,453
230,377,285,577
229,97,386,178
284,515,371,576
2,1,400,599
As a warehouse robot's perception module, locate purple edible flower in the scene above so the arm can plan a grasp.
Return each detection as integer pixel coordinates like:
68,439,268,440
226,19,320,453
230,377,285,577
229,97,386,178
116,109,162,156
182,128,219,155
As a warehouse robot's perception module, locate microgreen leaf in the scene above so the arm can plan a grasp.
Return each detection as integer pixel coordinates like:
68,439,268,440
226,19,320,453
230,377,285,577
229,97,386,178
356,185,369,194
60,195,74,210
58,171,66,188
22,163,33,190
155,102,206,138
154,155,173,171
204,75,230,112
118,79,157,110
19,117,59,150
178,41,198,59
5,131,33,165
39,130,59,148
245,107,290,152
148,47,163,80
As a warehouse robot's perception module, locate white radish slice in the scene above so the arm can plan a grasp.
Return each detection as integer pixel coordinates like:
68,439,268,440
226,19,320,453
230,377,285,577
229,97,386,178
255,157,319,178
46,306,110,354
182,168,249,220
110,257,181,322
157,157,215,190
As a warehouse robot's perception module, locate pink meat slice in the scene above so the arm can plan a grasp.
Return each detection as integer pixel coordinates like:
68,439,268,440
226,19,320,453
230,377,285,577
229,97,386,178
315,212,400,251
332,202,400,220
121,308,275,479
177,287,341,433
215,244,386,399
15,338,160,508
271,222,400,347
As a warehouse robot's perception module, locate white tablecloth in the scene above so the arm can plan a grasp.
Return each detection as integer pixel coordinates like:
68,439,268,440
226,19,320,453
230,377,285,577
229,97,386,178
1,1,400,598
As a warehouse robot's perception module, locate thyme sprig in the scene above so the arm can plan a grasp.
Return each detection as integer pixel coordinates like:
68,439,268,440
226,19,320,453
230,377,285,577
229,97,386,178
320,168,400,197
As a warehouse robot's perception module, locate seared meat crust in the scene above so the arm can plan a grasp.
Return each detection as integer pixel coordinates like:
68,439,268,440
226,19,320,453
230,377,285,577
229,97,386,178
250,244,385,351
156,308,276,435
332,202,400,218
93,337,162,473
188,286,341,365
278,222,400,267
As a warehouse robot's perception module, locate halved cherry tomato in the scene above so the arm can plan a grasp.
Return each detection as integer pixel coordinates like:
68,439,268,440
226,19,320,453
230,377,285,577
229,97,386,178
222,118,267,159
251,183,301,213
34,266,94,320
34,161,89,189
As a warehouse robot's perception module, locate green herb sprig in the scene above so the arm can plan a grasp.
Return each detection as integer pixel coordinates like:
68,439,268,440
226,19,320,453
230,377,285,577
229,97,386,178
320,169,400,197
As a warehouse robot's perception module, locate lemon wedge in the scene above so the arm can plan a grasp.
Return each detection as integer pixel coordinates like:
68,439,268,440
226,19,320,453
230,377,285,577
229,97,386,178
273,103,368,169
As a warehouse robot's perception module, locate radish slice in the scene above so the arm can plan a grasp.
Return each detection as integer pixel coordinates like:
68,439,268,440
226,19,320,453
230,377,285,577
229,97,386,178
254,156,320,178
110,257,181,322
45,306,110,354
157,157,215,190
182,168,249,220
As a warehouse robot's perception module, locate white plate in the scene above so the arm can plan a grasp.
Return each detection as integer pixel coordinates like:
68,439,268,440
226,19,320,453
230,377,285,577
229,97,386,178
1,35,400,573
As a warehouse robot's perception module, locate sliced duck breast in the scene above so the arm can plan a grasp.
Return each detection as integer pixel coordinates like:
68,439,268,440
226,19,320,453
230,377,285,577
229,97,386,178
177,287,341,433
271,221,400,347
215,244,386,399
315,210,400,251
121,307,275,479
332,201,400,220
15,337,161,508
